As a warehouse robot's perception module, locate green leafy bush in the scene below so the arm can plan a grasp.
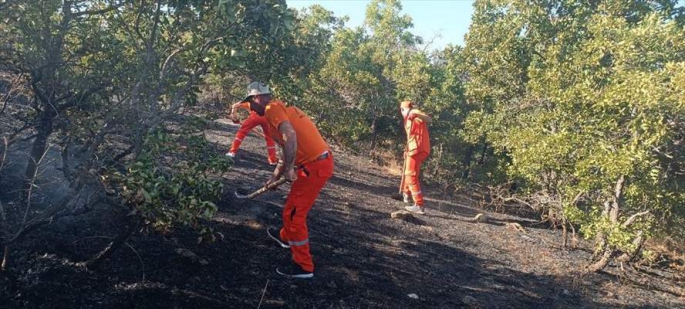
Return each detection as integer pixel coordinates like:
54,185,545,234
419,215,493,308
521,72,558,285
117,126,231,237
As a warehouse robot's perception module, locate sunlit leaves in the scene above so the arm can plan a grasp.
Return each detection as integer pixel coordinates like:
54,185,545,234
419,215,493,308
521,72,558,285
463,0,685,257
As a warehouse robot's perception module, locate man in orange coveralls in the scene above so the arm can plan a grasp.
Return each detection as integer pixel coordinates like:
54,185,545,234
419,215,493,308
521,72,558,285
225,101,279,165
399,100,432,215
242,81,334,279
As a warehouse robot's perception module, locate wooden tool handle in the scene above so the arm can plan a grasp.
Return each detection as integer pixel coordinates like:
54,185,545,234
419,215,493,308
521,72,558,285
247,177,288,199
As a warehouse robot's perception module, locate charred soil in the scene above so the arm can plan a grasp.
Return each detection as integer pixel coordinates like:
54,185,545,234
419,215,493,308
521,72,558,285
1,119,684,309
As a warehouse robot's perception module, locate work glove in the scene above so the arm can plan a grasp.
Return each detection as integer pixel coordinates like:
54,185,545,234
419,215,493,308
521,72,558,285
231,117,240,124
407,113,417,121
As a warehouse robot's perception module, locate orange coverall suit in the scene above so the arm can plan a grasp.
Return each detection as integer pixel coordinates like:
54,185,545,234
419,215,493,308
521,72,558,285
264,100,334,273
402,110,430,207
229,102,278,164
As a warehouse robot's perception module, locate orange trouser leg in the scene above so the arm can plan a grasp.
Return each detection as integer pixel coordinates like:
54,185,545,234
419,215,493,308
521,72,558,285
279,154,334,272
228,115,259,153
402,151,429,206
258,120,278,164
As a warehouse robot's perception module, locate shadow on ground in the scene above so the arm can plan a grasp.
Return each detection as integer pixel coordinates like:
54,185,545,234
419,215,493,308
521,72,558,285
1,115,683,309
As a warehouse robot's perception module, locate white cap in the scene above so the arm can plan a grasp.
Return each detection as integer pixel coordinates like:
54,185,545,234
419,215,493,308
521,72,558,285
241,81,270,102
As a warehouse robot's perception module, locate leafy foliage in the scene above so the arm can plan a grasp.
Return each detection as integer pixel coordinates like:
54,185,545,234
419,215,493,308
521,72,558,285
1,0,683,272
119,127,230,237
461,0,685,269
0,0,299,261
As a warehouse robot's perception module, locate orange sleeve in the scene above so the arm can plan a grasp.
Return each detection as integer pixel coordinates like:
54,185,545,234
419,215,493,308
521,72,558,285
410,110,428,123
264,102,289,130
231,102,250,114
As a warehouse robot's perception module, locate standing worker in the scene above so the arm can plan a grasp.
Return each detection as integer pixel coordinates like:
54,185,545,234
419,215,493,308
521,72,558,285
399,100,432,215
225,101,279,165
243,81,334,279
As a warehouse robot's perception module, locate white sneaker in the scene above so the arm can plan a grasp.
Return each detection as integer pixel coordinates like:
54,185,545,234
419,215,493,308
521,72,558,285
402,193,412,204
404,205,425,215
267,228,290,249
225,152,236,158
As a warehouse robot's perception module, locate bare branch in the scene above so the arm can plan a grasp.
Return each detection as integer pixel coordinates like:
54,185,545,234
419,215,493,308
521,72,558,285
113,144,135,162
147,0,163,54
608,175,625,223
1,73,24,115
123,241,145,281
3,120,37,148
571,191,584,206
6,179,98,246
160,48,183,80
200,36,224,55
29,74,49,107
0,137,7,176
59,85,106,111
21,143,52,227
71,2,125,17
502,196,534,208
257,279,270,309
586,242,613,273
8,193,73,245
0,199,6,225
16,133,40,143
622,211,650,228
614,175,625,201
617,231,644,263
0,0,18,11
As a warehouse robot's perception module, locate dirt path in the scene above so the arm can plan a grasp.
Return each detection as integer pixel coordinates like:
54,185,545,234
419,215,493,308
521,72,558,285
1,118,683,308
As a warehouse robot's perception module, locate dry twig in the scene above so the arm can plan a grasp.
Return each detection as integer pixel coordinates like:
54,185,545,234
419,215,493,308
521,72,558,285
257,279,270,309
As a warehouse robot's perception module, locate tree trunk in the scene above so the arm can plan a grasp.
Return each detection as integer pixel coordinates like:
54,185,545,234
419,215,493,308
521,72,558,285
587,176,626,272
587,242,613,272
461,145,474,180
20,1,72,204
478,140,487,165
617,231,645,263
431,143,443,177
562,220,568,248
624,264,685,297
369,114,378,151
21,107,56,204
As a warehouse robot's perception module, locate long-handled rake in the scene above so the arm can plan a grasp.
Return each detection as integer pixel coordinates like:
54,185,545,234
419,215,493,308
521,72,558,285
392,114,414,201
391,157,407,201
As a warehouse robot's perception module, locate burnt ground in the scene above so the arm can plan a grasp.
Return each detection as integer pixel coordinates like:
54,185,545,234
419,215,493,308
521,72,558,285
1,118,684,309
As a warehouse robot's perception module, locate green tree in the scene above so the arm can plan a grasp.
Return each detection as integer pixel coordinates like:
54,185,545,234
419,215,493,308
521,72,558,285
0,0,297,269
302,0,430,151
289,0,471,187
462,0,685,271
421,46,472,184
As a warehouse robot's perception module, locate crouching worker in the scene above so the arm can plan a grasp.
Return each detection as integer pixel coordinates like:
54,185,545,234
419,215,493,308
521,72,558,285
225,101,279,165
243,81,334,279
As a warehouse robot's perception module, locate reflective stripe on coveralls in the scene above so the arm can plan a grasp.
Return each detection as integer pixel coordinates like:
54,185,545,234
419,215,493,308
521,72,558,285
278,152,334,272
402,151,429,206
264,100,333,273
402,103,430,207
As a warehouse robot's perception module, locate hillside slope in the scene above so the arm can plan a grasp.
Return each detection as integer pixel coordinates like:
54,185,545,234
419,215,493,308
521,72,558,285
0,118,682,308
